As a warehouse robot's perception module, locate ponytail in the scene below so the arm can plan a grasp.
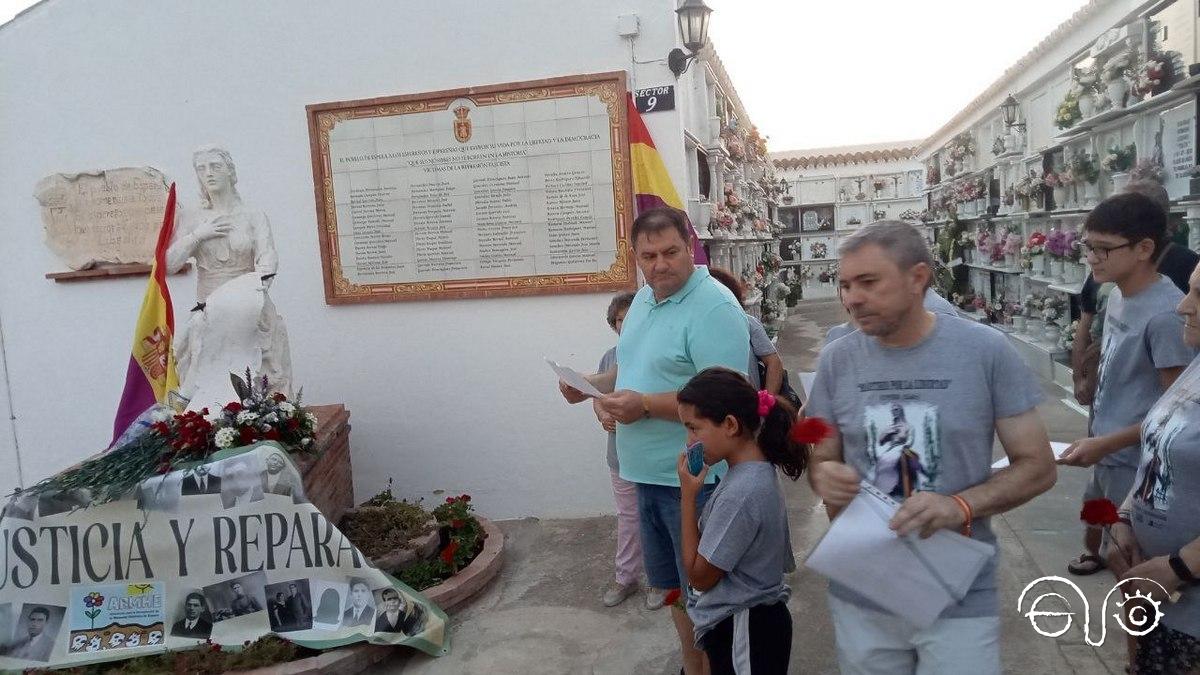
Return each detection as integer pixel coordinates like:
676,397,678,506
758,397,808,480
677,367,811,481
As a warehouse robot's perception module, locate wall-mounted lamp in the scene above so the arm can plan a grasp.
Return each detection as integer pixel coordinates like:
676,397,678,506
667,0,713,77
1001,94,1027,132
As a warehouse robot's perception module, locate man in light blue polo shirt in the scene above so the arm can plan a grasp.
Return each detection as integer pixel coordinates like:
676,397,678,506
560,207,749,675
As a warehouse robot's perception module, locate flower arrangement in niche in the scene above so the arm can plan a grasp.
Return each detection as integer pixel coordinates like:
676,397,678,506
1042,294,1066,325
1132,55,1170,99
810,242,829,259
1044,171,1061,189
1070,152,1100,184
992,136,1007,156
1024,293,1045,317
1003,186,1015,206
1055,91,1082,130
845,216,862,226
1004,231,1022,256
947,131,976,161
1130,158,1167,183
898,209,921,222
1046,228,1069,260
1059,320,1079,352
926,162,941,186
1101,144,1136,173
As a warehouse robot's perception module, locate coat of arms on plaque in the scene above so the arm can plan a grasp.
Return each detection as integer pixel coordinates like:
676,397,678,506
453,105,472,143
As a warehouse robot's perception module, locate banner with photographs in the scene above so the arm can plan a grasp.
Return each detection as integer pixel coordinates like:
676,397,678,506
0,443,448,670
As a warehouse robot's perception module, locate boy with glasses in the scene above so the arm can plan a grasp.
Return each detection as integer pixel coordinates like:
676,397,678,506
1059,193,1197,577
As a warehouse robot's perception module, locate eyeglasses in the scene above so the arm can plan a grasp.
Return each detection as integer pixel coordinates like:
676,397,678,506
1078,240,1135,261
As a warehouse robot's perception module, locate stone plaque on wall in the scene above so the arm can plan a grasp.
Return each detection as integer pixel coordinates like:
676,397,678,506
35,167,170,270
306,71,635,304
1159,100,1195,199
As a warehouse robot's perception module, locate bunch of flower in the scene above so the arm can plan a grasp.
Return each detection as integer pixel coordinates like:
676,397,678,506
1046,228,1070,259
1062,228,1081,261
1044,171,1061,189
990,238,1006,263
210,370,317,452
918,209,935,223
1058,165,1075,185
1101,144,1137,173
1026,231,1047,256
926,162,941,186
761,297,782,324
726,136,746,161
972,295,987,311
1059,320,1079,352
1055,91,1082,130
992,136,1007,156
1004,231,1022,256
1070,152,1099,184
1003,186,1015,206
1027,172,1046,203
1042,295,1066,325
898,209,921,222
1073,65,1102,94
711,205,735,230
1132,56,1169,99
150,409,215,467
958,230,975,249
844,216,862,226
1130,158,1167,183
975,229,992,253
810,242,829,259
947,131,976,161
761,251,783,274
1015,174,1033,199
1024,293,1045,316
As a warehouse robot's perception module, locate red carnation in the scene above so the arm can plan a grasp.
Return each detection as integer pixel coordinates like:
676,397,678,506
151,421,171,436
663,588,682,607
1080,498,1120,526
286,418,300,431
446,497,455,504
264,428,281,441
461,494,471,502
239,427,258,445
440,540,460,564
789,417,835,444
224,401,243,413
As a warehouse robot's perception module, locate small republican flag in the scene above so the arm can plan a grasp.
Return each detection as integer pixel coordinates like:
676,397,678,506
111,183,180,444
626,92,707,264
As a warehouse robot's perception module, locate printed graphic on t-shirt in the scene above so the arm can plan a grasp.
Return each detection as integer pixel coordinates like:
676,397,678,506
1095,332,1116,404
1134,395,1193,511
863,402,942,498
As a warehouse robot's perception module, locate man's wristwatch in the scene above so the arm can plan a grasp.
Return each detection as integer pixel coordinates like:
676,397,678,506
641,394,651,419
1169,552,1197,586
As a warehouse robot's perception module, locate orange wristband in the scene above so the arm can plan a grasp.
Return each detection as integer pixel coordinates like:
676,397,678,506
950,494,973,537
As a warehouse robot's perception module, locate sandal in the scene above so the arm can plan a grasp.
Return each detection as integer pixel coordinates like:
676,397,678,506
1067,553,1106,576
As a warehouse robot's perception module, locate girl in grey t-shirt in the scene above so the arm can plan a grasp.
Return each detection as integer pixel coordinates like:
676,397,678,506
675,367,822,674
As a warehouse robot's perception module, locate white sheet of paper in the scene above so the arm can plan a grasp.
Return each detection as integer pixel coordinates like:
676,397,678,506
546,358,604,398
991,441,1071,469
805,482,996,628
948,257,964,268
798,371,816,399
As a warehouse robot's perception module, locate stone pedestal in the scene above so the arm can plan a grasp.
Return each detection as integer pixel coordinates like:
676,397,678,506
293,404,354,523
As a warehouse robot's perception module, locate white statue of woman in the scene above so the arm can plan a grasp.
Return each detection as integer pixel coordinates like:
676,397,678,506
166,146,292,409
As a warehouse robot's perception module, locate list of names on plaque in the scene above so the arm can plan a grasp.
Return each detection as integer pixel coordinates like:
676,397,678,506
328,94,617,286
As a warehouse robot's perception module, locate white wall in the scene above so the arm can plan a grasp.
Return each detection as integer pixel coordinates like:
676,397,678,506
0,0,695,519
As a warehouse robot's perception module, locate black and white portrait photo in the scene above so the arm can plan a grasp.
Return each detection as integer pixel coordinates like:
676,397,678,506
170,591,213,639
1,604,65,662
181,463,222,496
261,451,306,504
372,587,427,636
340,578,375,630
218,455,265,509
203,571,268,623
265,579,313,633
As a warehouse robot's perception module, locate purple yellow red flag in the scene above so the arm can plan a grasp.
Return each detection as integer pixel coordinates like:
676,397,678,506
111,183,180,444
626,93,708,264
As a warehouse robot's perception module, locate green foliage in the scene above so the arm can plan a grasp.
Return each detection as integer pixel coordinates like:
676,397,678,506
397,495,485,591
41,636,307,674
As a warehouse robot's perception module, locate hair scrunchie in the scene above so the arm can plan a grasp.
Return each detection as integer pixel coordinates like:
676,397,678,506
757,390,776,417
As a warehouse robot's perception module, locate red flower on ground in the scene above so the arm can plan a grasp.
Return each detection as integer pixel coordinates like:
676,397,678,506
461,494,471,502
789,417,834,444
440,540,460,564
1080,498,1120,526
239,427,258,445
224,401,243,413
451,519,465,529
446,497,455,504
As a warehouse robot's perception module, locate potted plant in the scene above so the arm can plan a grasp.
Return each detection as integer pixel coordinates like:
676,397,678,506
1042,295,1066,342
1046,228,1069,281
1062,229,1084,283
1027,171,1046,212
1102,143,1137,192
1131,54,1170,101
1058,320,1079,354
1024,294,1045,335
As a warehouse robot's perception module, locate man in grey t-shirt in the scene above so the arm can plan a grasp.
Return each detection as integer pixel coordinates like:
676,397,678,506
1059,194,1196,577
825,287,958,343
807,222,1057,674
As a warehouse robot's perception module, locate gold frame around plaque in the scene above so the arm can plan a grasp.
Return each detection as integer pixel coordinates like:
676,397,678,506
306,71,635,305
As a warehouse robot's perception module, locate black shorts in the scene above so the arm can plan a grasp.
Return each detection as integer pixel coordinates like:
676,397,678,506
700,601,792,675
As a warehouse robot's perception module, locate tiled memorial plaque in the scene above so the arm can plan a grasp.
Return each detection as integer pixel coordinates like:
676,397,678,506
306,72,635,304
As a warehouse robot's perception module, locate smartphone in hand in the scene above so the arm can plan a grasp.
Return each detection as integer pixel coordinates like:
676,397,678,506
686,442,705,476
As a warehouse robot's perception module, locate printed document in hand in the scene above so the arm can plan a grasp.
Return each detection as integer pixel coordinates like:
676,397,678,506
805,482,995,628
546,358,603,398
797,371,816,399
991,442,1071,469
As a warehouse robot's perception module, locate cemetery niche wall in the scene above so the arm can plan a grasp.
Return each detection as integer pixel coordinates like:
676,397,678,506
307,71,636,304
